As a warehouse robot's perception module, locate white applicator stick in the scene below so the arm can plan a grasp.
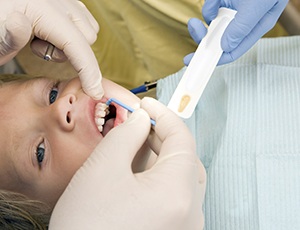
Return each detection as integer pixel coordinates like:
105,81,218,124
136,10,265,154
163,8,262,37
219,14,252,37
168,7,236,118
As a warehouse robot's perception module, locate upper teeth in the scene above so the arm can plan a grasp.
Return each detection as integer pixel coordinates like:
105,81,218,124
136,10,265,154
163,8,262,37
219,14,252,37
95,102,109,132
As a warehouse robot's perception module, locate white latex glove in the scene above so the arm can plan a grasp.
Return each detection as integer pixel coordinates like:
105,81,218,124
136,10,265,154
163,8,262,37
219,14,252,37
0,0,103,99
49,97,206,230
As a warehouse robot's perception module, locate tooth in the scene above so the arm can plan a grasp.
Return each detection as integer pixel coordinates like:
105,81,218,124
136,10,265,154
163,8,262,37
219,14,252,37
95,117,105,126
97,103,107,108
96,104,105,111
95,117,103,125
98,125,103,132
97,110,106,117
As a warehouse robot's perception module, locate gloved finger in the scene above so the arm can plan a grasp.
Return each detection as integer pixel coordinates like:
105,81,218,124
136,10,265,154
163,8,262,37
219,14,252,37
144,97,185,156
88,108,151,172
202,0,221,25
147,123,206,185
59,40,103,99
66,11,97,45
0,12,31,65
56,37,102,99
187,18,207,45
30,39,68,63
221,0,280,52
61,0,99,45
146,128,161,156
141,97,199,192
183,53,194,66
218,1,287,65
28,5,103,99
183,18,207,66
140,97,196,161
77,1,99,34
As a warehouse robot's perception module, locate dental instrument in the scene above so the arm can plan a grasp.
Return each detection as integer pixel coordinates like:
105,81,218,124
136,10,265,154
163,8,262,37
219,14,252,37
167,7,237,119
130,80,157,94
106,98,156,126
44,43,55,61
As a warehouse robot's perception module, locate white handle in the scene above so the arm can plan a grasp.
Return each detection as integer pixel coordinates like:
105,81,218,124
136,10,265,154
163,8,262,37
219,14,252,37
167,8,236,119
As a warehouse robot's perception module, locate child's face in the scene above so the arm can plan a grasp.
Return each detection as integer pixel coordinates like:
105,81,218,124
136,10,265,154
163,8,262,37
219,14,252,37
0,76,140,207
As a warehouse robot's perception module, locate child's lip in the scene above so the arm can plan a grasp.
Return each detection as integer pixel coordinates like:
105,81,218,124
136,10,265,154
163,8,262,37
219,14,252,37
110,101,128,128
87,97,128,136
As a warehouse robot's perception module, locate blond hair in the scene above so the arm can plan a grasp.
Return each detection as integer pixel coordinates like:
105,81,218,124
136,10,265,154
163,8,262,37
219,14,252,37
0,190,51,230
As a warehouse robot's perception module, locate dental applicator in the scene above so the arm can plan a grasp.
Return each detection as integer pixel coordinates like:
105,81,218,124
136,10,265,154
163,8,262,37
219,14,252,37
168,7,236,118
106,98,156,126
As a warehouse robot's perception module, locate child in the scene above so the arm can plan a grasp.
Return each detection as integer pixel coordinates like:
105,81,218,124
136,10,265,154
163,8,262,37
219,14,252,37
0,74,157,209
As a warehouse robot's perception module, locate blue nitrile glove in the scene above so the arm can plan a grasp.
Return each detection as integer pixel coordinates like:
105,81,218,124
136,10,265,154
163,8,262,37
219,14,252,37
183,18,207,66
184,0,289,66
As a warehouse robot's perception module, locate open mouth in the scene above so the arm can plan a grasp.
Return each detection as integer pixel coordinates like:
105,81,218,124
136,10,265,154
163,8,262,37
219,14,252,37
94,101,127,136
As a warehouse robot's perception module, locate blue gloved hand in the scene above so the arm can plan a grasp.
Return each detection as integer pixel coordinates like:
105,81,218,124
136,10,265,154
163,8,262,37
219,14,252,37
183,18,207,66
184,0,289,66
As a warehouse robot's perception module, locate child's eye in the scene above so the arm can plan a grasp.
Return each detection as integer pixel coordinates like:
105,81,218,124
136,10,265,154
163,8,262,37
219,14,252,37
49,86,58,104
36,142,45,165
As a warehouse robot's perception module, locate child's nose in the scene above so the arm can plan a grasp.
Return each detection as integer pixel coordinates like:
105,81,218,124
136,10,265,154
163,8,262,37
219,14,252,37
52,93,76,131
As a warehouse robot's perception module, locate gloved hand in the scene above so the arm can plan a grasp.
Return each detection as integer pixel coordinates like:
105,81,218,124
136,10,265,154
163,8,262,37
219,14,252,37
49,97,206,230
0,0,103,99
184,0,289,66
